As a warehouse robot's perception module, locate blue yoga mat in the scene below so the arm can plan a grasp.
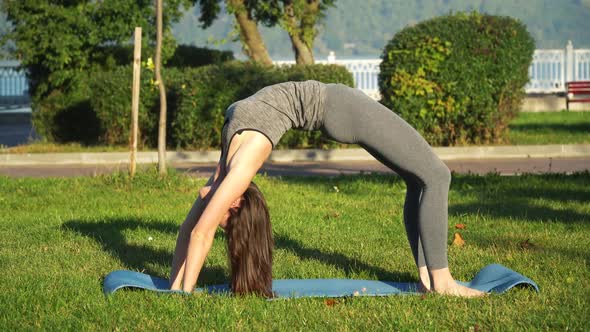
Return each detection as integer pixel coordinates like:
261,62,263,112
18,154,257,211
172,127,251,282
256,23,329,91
103,264,538,298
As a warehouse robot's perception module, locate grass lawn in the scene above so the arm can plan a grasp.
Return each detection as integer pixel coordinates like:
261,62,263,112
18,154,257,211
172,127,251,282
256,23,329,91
1,169,588,330
2,111,589,154
507,111,590,145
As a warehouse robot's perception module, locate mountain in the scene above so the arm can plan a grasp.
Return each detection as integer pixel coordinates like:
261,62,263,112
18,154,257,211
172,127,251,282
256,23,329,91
172,0,590,60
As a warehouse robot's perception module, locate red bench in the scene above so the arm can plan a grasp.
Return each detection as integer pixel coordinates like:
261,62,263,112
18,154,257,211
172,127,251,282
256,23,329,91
566,81,590,110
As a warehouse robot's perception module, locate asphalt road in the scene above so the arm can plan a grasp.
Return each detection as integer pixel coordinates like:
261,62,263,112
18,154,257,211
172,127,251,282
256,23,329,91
1,157,589,178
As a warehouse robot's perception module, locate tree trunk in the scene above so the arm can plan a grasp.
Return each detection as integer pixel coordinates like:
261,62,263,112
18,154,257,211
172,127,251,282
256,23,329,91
227,0,273,65
282,0,320,65
289,32,315,65
155,0,167,175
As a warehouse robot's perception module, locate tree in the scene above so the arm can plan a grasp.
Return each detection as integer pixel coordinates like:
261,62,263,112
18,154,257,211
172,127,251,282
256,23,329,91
195,0,334,64
279,0,334,64
1,0,192,99
155,0,168,175
197,0,274,65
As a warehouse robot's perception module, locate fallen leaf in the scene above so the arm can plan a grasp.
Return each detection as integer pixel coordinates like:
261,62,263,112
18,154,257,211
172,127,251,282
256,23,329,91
519,239,536,250
323,211,341,220
324,299,338,307
452,233,465,247
455,223,466,230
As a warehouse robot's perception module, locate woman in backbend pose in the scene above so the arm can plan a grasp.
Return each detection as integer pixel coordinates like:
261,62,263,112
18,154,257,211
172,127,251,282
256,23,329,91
169,80,484,297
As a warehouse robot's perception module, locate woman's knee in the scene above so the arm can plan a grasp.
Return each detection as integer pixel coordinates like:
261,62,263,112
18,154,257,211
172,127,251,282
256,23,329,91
413,160,450,189
429,161,451,187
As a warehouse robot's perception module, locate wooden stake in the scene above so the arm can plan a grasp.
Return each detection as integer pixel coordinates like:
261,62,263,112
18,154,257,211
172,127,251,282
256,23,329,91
130,27,142,177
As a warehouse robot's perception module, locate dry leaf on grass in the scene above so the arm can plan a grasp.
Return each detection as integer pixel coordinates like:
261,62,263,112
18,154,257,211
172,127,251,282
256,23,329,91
323,211,341,220
455,223,467,230
452,233,465,247
324,299,339,307
519,239,536,250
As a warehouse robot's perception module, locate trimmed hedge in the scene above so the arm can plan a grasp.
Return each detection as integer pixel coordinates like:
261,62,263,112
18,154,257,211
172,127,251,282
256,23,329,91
166,45,235,68
94,44,235,69
379,12,535,146
32,72,100,145
32,45,235,145
86,62,354,149
90,66,160,147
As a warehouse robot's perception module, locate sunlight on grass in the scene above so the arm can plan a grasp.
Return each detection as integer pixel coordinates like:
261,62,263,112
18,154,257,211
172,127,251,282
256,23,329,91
0,169,588,330
508,111,590,145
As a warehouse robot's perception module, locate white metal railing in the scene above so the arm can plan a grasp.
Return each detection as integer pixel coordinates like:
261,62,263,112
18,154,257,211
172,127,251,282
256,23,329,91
2,42,589,107
574,49,590,81
276,41,590,98
275,53,382,98
526,49,565,93
0,60,30,108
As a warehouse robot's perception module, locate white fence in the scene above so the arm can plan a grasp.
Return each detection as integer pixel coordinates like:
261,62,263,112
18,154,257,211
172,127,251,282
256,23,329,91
2,42,590,107
276,41,590,98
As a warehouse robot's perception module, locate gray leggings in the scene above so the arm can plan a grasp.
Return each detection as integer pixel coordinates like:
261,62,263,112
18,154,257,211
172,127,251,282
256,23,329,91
322,84,451,269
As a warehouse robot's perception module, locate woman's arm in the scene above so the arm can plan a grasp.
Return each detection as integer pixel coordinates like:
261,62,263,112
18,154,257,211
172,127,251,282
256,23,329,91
181,134,271,292
169,165,221,290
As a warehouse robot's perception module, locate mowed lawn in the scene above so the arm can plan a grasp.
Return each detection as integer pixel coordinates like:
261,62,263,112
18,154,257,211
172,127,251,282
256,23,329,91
2,111,589,154
0,170,588,330
507,111,590,145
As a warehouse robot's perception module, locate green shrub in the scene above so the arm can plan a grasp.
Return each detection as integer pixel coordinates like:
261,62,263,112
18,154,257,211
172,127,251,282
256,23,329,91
32,72,100,145
166,45,235,68
87,61,354,149
93,44,234,70
379,12,535,146
170,62,354,149
89,66,161,147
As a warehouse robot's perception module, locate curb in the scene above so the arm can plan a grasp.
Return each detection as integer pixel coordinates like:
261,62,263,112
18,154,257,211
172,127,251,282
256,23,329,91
1,144,590,166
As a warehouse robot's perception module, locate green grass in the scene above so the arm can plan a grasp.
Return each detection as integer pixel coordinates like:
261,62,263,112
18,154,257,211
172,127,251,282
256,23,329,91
508,111,590,145
1,169,588,330
2,111,589,154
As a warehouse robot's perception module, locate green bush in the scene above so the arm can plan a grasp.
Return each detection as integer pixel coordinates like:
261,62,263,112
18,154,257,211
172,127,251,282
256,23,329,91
32,72,100,145
379,12,535,146
89,66,161,147
170,62,354,149
93,44,234,70
87,61,354,149
166,45,235,68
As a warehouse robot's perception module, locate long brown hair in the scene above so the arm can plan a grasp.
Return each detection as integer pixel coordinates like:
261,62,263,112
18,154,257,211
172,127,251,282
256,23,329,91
225,182,274,297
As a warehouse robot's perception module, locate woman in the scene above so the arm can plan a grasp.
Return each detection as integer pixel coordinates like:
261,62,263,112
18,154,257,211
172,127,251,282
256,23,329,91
169,80,484,297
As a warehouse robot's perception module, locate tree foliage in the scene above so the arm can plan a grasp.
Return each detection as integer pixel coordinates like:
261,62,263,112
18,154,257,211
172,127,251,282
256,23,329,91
193,0,334,63
278,0,334,64
174,0,590,58
1,0,193,99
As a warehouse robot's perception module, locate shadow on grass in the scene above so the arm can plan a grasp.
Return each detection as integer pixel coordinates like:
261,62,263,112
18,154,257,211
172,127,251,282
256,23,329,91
509,123,590,133
62,218,227,285
62,216,414,284
449,174,589,224
274,234,414,282
273,173,589,223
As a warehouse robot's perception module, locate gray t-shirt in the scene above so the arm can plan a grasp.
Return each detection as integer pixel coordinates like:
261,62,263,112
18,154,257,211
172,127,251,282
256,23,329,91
221,80,327,154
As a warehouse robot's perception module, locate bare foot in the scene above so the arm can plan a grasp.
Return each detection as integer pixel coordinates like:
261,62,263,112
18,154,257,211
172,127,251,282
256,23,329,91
433,280,486,297
418,266,431,293
418,281,431,293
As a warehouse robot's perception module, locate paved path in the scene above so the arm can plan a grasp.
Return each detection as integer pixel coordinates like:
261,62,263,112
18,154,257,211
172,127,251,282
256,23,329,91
1,157,588,178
